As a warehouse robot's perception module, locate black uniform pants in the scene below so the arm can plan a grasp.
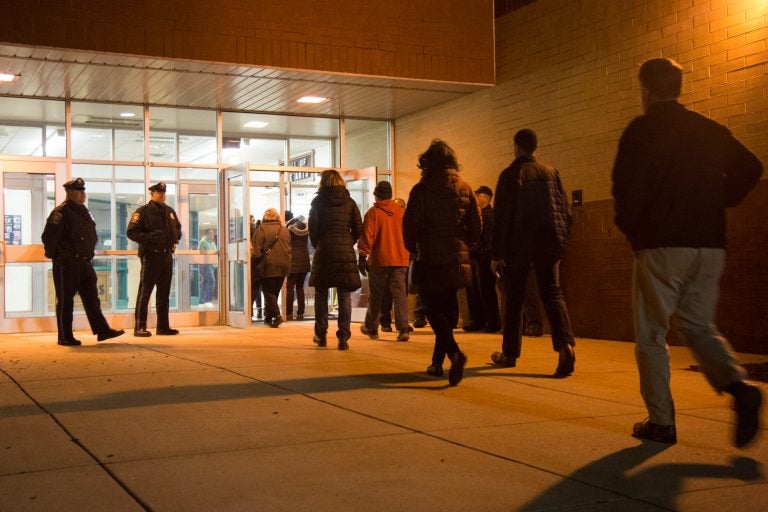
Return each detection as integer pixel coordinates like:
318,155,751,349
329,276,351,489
53,258,110,341
135,251,174,330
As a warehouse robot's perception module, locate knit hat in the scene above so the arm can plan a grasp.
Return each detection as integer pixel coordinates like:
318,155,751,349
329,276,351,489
475,185,493,198
373,181,393,199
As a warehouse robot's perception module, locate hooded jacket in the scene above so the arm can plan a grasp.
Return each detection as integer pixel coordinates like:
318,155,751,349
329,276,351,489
358,199,410,267
308,186,363,291
402,169,481,291
287,216,311,273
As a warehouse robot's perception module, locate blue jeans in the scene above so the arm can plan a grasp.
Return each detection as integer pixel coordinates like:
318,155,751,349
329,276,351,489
314,287,352,340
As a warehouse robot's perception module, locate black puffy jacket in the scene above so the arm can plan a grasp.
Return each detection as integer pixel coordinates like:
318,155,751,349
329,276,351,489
308,186,363,291
403,169,481,291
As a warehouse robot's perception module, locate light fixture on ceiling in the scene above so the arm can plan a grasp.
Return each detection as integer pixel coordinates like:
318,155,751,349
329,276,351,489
244,120,269,128
119,112,136,118
0,73,20,82
296,96,330,104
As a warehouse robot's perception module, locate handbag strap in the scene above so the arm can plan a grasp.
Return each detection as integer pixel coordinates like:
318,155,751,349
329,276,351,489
259,225,282,256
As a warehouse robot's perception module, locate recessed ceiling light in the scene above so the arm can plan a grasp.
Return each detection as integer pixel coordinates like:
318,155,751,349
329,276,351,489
244,120,269,128
119,112,136,118
0,73,19,82
296,96,329,104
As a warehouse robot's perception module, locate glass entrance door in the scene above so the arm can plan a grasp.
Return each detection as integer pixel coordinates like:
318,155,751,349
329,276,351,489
223,164,250,328
0,162,67,332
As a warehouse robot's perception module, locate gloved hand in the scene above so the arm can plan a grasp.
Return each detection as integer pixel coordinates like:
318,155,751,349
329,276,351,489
358,254,368,276
490,259,506,279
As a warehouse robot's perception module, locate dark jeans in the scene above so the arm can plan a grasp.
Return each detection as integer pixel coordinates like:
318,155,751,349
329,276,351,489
286,272,307,316
260,276,286,322
413,293,427,324
199,264,215,304
467,256,500,329
250,257,262,311
379,287,392,327
314,287,352,340
135,251,174,330
523,266,544,330
420,289,460,367
502,252,574,359
365,267,409,333
53,258,111,341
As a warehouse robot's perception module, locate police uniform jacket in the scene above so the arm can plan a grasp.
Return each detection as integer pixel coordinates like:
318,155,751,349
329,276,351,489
42,200,98,261
127,201,182,256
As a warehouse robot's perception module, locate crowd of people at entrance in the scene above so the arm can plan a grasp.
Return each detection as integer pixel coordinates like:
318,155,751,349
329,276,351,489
43,58,763,449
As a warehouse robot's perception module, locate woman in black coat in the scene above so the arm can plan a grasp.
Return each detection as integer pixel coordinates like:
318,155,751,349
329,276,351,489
284,211,311,320
403,140,481,385
308,170,363,349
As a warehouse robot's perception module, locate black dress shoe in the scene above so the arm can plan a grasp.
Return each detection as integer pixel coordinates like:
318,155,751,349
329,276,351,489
57,338,82,346
133,329,152,337
97,328,125,341
731,383,762,448
156,328,180,335
338,336,350,350
380,325,393,332
632,419,677,444
270,317,283,328
426,364,444,377
313,335,327,347
413,319,427,328
555,344,575,377
448,350,467,386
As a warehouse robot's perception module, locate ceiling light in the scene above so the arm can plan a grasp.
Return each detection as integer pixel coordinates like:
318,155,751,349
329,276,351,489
244,120,269,128
119,112,136,118
0,73,19,82
296,96,329,104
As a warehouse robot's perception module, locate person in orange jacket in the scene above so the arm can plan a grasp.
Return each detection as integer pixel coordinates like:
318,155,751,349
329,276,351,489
358,181,412,341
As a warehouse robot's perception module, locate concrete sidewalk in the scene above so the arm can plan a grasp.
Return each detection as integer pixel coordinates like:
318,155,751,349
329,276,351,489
0,323,766,511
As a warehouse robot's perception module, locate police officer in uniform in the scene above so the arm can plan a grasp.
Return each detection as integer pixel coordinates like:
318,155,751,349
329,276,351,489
42,178,125,346
127,182,182,337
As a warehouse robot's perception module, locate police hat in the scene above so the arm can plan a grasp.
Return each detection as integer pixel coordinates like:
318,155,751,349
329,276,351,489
148,182,167,193
63,177,86,191
475,185,493,198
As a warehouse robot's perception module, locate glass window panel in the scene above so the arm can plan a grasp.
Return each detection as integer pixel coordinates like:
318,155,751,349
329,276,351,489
190,193,219,251
45,126,66,157
149,167,176,181
84,181,113,251
71,126,112,160
344,119,390,170
72,163,113,180
151,107,217,165
116,256,141,310
115,129,145,161
0,98,65,158
116,182,146,250
115,165,145,180
190,260,218,308
148,131,176,162
72,102,144,160
164,182,178,211
6,265,33,313
0,125,44,157
179,168,217,181
289,139,333,167
180,135,216,164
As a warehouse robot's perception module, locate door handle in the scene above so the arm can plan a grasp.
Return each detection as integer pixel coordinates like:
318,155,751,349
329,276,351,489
235,237,247,260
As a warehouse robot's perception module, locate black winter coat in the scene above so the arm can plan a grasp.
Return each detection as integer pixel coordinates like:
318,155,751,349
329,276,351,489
492,155,571,259
41,200,98,261
308,186,363,291
287,217,311,273
403,169,481,291
127,200,182,257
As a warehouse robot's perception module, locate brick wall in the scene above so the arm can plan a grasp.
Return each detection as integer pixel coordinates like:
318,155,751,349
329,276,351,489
394,0,768,353
0,0,495,84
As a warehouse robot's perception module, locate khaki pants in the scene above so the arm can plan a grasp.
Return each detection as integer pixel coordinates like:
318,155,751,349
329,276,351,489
633,248,746,426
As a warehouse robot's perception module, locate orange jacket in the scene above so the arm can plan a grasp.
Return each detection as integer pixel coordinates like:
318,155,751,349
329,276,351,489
358,199,410,267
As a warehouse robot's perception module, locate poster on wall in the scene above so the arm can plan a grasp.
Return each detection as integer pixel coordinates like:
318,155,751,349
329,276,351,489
4,215,22,245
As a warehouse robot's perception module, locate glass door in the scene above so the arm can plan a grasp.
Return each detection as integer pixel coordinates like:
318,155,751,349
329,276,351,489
223,164,250,328
0,162,67,332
